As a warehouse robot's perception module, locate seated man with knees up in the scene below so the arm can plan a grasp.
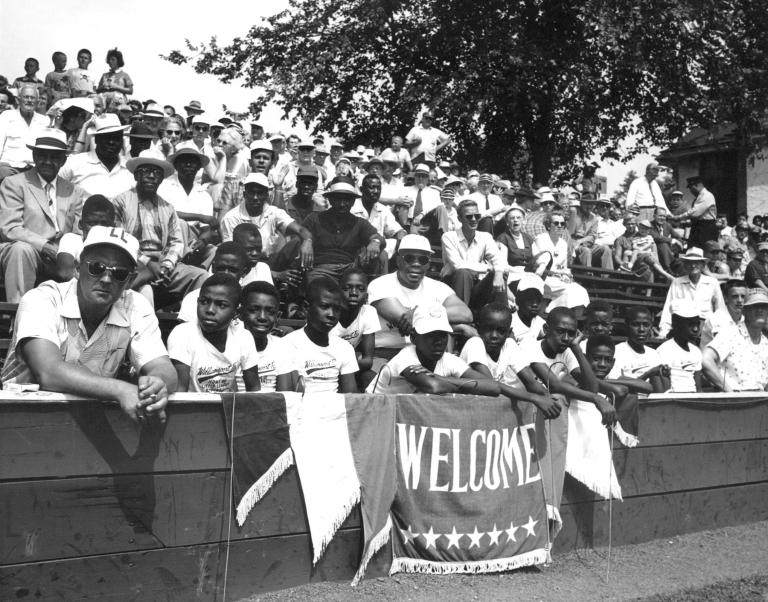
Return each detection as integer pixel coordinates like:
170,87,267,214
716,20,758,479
440,198,509,315
1,227,176,424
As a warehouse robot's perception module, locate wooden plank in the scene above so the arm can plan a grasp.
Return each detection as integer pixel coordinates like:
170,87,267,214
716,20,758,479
554,480,768,554
0,528,389,601
572,273,669,291
0,467,363,566
638,395,768,447
560,439,768,505
0,401,228,480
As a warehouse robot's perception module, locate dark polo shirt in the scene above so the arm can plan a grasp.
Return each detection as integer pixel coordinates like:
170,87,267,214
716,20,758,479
303,211,378,265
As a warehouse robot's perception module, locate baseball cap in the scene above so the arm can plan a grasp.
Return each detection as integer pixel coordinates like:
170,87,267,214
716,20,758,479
398,234,433,255
705,240,723,252
670,299,700,319
297,139,316,149
243,173,269,189
296,165,320,179
249,140,274,154
412,304,452,335
639,220,653,228
759,242,768,252
517,274,545,294
744,289,768,307
82,226,139,267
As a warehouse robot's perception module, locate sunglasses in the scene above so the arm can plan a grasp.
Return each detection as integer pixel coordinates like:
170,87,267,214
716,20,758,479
193,125,210,132
400,253,430,266
136,166,164,178
464,214,481,221
551,220,566,226
86,261,132,282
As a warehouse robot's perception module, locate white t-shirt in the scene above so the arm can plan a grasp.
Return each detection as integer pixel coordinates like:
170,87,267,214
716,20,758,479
460,337,528,390
66,68,96,94
167,322,259,393
256,335,295,392
657,339,701,393
57,232,84,261
331,305,381,349
367,273,454,348
282,328,359,394
519,338,579,382
613,342,661,379
511,313,545,345
366,344,469,394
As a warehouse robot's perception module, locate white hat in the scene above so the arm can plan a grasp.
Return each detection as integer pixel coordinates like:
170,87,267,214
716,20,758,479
412,304,452,335
250,119,265,128
540,192,556,203
191,114,210,126
143,103,165,119
681,247,706,261
126,150,174,178
57,98,94,115
323,180,360,198
249,140,273,154
536,186,552,195
517,274,545,294
398,234,433,255
243,173,270,188
268,134,285,142
671,299,699,319
355,144,366,154
26,128,69,152
297,139,316,149
343,150,361,160
744,289,768,307
89,113,130,136
411,164,431,176
82,226,139,266
364,148,375,159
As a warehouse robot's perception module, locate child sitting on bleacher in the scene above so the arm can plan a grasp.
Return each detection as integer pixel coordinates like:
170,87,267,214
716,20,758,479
56,194,115,280
656,299,703,393
331,268,380,389
168,273,261,393
240,281,296,392
581,299,613,340
282,277,359,393
460,303,561,418
367,303,500,396
618,220,674,282
613,306,669,393
231,223,273,284
510,276,546,344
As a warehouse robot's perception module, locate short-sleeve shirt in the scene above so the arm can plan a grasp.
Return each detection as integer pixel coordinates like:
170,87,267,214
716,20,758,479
282,328,359,394
158,174,214,229
405,125,449,162
351,200,404,239
460,337,528,390
519,337,579,382
331,305,381,349
1,280,167,385
66,68,96,96
613,342,661,379
701,308,742,345
44,71,71,106
302,211,379,266
707,323,768,391
511,313,545,345
168,322,258,393
58,150,133,198
365,344,469,394
256,335,296,393
657,339,701,393
367,273,454,348
57,232,84,261
745,260,768,289
220,202,294,258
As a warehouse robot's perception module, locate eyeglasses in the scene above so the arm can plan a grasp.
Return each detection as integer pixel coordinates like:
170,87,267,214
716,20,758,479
136,166,164,178
551,220,565,226
400,253,430,266
464,214,481,221
86,261,132,282
193,125,210,132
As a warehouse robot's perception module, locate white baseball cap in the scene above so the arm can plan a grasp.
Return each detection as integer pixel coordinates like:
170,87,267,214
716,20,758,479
412,304,452,334
399,234,433,255
517,274,545,294
671,299,699,319
243,173,270,189
82,226,139,266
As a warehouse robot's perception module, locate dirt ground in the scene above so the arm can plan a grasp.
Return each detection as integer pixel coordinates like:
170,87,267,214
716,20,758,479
238,520,768,602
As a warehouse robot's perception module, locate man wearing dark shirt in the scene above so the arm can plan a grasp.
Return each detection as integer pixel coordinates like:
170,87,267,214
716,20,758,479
302,179,384,281
745,241,768,292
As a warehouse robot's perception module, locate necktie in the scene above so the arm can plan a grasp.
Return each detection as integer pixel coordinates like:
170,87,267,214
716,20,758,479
45,183,59,233
414,188,423,218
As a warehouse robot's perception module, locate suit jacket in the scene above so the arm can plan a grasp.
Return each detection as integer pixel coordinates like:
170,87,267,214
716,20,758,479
649,221,681,246
0,169,85,252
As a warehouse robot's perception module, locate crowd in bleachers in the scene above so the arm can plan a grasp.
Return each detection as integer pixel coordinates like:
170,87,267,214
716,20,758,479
2,47,768,426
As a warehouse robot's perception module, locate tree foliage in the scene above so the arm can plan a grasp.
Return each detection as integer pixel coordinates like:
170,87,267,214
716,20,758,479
164,0,768,181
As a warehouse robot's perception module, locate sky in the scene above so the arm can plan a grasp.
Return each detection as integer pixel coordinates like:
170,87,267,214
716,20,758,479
0,0,658,195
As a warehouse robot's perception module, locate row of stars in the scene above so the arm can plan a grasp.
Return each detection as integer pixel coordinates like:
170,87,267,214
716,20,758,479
399,516,538,550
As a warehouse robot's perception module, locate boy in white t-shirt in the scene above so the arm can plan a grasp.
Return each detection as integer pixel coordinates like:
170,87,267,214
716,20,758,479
332,268,381,389
520,307,615,425
613,306,669,392
510,276,546,344
389,135,413,174
657,299,703,393
168,273,260,393
367,304,500,396
282,277,359,394
580,334,653,398
460,303,561,418
240,281,297,392
56,194,117,279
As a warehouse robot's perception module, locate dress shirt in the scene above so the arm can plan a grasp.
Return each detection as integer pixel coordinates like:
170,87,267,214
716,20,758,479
659,274,725,336
36,172,59,234
58,150,133,198
468,191,505,220
625,176,666,209
158,174,214,229
402,185,440,220
440,229,507,277
351,200,404,239
567,210,600,245
687,189,717,221
220,202,295,256
0,109,48,168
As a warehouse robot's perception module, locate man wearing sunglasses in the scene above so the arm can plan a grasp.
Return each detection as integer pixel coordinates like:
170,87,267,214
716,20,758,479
2,226,177,426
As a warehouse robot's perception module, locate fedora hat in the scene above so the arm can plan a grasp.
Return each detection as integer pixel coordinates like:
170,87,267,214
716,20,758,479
168,147,210,168
126,150,174,178
143,103,165,119
26,128,69,152
128,121,158,139
89,113,130,136
184,100,204,114
323,180,361,199
364,156,386,170
680,247,706,262
411,163,431,176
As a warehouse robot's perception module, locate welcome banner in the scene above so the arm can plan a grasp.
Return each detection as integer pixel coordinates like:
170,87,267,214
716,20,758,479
390,396,550,574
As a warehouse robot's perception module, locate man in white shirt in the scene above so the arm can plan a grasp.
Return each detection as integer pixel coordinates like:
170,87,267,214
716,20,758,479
625,162,666,222
593,197,625,247
468,173,506,234
441,199,508,314
659,247,725,337
402,164,440,231
351,173,405,267
404,110,451,168
0,85,48,181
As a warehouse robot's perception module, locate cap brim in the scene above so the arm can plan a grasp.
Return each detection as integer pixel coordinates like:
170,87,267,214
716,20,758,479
26,144,70,153
90,125,131,136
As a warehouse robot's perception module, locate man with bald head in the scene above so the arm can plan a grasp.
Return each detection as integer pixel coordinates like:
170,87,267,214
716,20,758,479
0,85,48,181
625,162,666,222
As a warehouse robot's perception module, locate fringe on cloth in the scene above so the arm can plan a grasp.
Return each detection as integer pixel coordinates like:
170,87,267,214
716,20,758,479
546,504,563,539
613,423,638,448
389,548,550,576
236,448,295,526
351,515,392,586
313,487,362,565
566,464,623,501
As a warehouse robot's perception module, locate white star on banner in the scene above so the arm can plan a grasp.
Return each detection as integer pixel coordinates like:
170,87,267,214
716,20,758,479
487,524,502,546
523,516,538,537
468,526,484,548
505,521,518,542
400,525,418,545
422,526,440,549
444,526,464,550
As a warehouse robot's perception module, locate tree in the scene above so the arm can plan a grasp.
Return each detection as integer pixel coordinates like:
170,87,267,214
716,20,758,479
164,0,768,181
610,170,638,207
